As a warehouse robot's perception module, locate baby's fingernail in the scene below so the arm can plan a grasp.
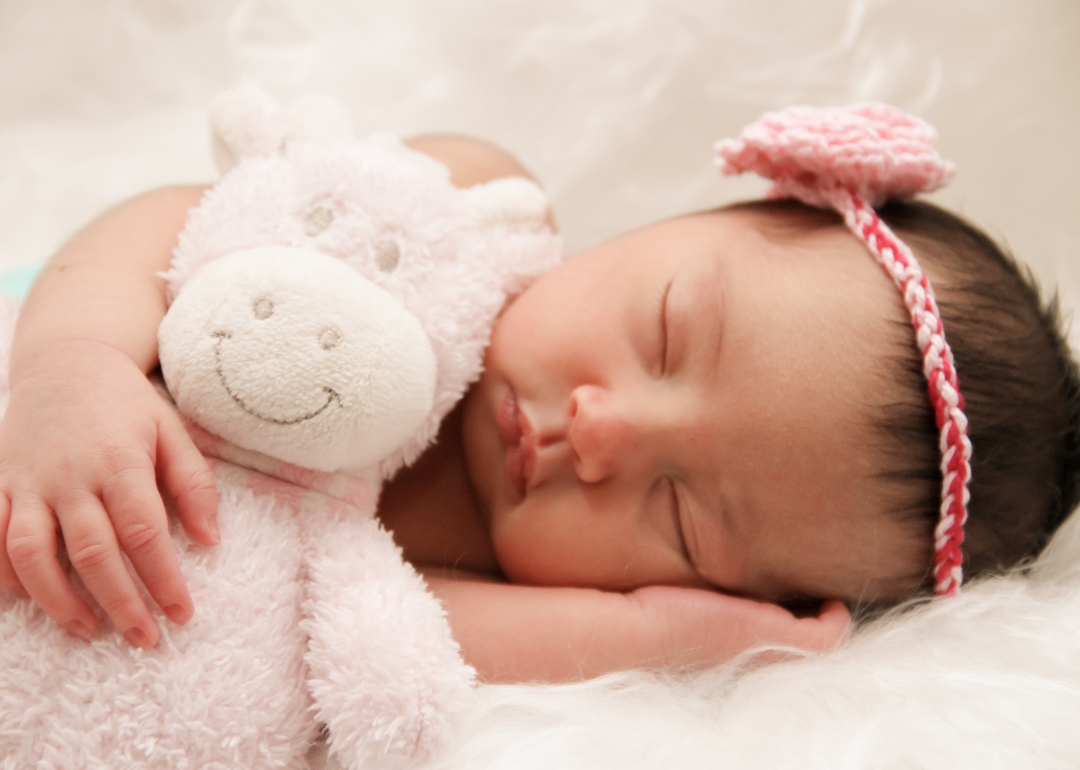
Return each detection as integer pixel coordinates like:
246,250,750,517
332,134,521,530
65,619,92,639
165,604,192,625
124,627,151,649
208,515,221,545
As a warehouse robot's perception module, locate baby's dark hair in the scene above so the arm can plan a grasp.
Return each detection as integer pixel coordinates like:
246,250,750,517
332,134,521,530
732,198,1080,598
874,199,1080,589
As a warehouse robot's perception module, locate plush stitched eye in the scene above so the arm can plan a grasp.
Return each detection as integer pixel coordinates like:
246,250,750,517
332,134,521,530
304,206,335,237
319,327,343,351
373,239,400,272
253,298,274,319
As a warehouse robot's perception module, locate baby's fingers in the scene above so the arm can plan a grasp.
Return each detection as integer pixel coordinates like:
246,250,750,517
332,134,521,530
157,416,219,547
742,597,851,658
798,598,852,649
0,492,19,588
7,495,98,638
100,465,193,629
55,490,163,647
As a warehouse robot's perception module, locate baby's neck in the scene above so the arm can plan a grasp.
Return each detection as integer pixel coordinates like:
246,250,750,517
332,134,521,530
377,404,501,576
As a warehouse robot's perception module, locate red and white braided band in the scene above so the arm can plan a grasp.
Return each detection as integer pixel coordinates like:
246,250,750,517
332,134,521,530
716,103,970,596
836,193,971,595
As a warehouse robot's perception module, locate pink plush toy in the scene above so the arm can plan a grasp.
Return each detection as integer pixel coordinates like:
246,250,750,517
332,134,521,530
0,83,561,769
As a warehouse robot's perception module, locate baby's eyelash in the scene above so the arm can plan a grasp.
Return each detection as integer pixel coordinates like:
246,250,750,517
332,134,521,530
657,280,672,375
668,478,690,560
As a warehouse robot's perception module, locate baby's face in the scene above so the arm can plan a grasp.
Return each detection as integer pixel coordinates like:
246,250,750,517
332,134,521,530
462,208,929,603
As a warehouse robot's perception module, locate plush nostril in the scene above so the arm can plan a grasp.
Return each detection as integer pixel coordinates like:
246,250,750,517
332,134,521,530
253,298,274,320
319,327,343,351
374,239,400,272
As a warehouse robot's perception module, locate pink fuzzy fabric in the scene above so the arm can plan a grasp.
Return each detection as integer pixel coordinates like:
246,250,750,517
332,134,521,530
715,103,955,208
0,377,477,769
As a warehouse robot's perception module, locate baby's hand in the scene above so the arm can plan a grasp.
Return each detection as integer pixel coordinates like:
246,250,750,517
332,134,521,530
0,339,219,647
629,585,851,667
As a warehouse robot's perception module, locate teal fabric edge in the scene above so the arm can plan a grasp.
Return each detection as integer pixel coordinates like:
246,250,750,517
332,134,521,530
0,265,43,299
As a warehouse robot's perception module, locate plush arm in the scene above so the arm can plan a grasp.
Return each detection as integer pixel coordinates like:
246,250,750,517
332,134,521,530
423,573,851,683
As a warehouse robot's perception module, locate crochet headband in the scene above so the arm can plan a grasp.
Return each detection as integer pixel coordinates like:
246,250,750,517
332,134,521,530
715,104,970,596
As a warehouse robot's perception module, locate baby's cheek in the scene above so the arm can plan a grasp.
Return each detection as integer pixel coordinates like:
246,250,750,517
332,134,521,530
488,509,553,585
490,504,589,587
491,503,645,590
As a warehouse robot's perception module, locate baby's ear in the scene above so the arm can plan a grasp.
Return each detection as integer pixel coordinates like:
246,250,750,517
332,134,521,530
462,177,550,231
208,81,288,174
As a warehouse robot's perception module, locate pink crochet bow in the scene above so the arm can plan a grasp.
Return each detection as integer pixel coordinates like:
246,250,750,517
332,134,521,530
716,104,970,596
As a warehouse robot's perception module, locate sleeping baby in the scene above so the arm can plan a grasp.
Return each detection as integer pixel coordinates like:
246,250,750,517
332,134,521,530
0,102,1077,690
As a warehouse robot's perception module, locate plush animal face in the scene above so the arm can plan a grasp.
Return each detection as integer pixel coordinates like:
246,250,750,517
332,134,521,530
159,247,437,472
158,84,561,476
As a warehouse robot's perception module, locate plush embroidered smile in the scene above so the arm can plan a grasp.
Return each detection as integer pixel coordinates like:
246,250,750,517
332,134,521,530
211,328,343,426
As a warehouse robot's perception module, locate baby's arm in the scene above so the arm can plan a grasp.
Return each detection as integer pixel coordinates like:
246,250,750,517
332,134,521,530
425,575,850,683
0,186,219,647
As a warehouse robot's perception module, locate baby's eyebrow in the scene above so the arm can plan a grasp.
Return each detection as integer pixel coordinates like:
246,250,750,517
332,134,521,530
686,254,727,374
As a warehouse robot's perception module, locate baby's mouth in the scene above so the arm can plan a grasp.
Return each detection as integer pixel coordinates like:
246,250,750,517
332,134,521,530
496,387,536,499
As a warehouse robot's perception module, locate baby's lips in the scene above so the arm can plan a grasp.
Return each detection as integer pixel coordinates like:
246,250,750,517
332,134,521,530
495,387,523,446
497,388,537,499
504,442,526,499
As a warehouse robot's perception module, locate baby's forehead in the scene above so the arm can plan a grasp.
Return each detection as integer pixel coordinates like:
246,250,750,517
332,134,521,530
653,205,883,286
639,203,846,250
706,200,845,235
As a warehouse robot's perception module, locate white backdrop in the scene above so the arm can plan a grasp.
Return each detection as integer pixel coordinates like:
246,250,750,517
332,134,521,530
2,3,1079,769
1,0,1078,320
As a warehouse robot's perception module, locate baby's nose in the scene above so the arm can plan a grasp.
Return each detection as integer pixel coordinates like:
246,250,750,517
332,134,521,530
566,385,642,483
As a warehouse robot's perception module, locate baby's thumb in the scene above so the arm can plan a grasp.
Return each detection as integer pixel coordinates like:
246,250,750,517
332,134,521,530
785,598,851,651
157,416,220,546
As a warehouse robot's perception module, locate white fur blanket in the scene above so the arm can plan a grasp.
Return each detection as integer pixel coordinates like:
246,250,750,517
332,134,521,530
422,545,1080,770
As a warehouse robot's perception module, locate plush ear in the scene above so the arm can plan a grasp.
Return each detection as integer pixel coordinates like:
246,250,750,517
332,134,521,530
209,83,357,175
208,81,288,174
159,247,437,473
461,176,550,231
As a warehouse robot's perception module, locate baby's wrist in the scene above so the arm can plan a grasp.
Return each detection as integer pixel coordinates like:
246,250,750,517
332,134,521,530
8,336,142,388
